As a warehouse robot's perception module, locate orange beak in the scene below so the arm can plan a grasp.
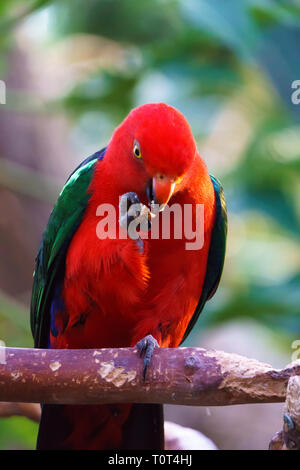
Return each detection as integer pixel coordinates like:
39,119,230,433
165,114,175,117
149,175,176,207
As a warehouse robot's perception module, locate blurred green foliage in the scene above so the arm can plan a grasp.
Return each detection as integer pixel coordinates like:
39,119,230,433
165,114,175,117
0,0,299,449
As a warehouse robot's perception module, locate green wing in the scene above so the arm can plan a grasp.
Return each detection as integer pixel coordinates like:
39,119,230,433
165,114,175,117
30,149,106,348
180,174,227,344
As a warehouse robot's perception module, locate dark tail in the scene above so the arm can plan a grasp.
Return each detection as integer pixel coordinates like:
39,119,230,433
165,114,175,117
37,404,73,450
122,404,164,450
37,403,164,450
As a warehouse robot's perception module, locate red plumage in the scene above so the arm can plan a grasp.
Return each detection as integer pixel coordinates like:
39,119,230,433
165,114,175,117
43,103,216,449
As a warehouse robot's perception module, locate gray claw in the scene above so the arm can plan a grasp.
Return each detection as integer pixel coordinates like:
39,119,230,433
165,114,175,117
136,334,159,381
119,192,151,253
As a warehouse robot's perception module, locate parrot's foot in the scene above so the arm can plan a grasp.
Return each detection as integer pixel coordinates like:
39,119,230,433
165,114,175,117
119,192,151,253
119,192,142,229
136,334,159,381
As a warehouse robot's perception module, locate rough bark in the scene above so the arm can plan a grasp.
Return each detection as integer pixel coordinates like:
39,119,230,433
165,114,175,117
1,347,299,406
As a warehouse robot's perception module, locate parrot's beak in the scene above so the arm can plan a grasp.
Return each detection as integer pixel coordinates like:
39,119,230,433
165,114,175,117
147,175,176,208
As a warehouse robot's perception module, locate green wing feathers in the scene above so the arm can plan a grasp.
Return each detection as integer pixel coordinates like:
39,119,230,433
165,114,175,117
181,174,227,344
30,153,103,347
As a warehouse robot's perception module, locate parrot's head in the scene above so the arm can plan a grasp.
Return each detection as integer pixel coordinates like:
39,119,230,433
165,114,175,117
106,102,197,207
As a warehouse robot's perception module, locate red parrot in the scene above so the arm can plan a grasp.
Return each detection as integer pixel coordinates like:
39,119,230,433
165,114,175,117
31,103,227,449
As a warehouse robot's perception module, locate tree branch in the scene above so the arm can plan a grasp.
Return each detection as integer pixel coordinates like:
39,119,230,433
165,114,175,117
0,347,299,406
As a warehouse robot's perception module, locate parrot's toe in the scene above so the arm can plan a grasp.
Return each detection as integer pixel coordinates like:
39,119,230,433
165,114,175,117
119,192,141,231
136,334,159,381
119,192,151,253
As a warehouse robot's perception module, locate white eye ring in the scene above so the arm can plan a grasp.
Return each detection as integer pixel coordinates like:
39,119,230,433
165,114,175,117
133,140,142,159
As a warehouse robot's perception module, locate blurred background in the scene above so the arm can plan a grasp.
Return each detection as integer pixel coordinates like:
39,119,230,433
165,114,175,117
0,0,300,450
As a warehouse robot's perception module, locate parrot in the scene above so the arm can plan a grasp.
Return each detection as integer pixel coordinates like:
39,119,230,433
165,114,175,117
30,102,227,450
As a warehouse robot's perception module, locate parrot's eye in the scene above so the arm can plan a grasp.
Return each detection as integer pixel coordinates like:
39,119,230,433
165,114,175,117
133,141,142,159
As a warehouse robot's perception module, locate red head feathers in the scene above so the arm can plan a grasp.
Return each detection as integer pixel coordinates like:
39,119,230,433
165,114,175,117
102,102,197,206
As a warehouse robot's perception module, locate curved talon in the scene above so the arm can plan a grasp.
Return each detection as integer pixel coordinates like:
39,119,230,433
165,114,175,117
119,192,141,234
119,192,151,254
136,334,159,381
